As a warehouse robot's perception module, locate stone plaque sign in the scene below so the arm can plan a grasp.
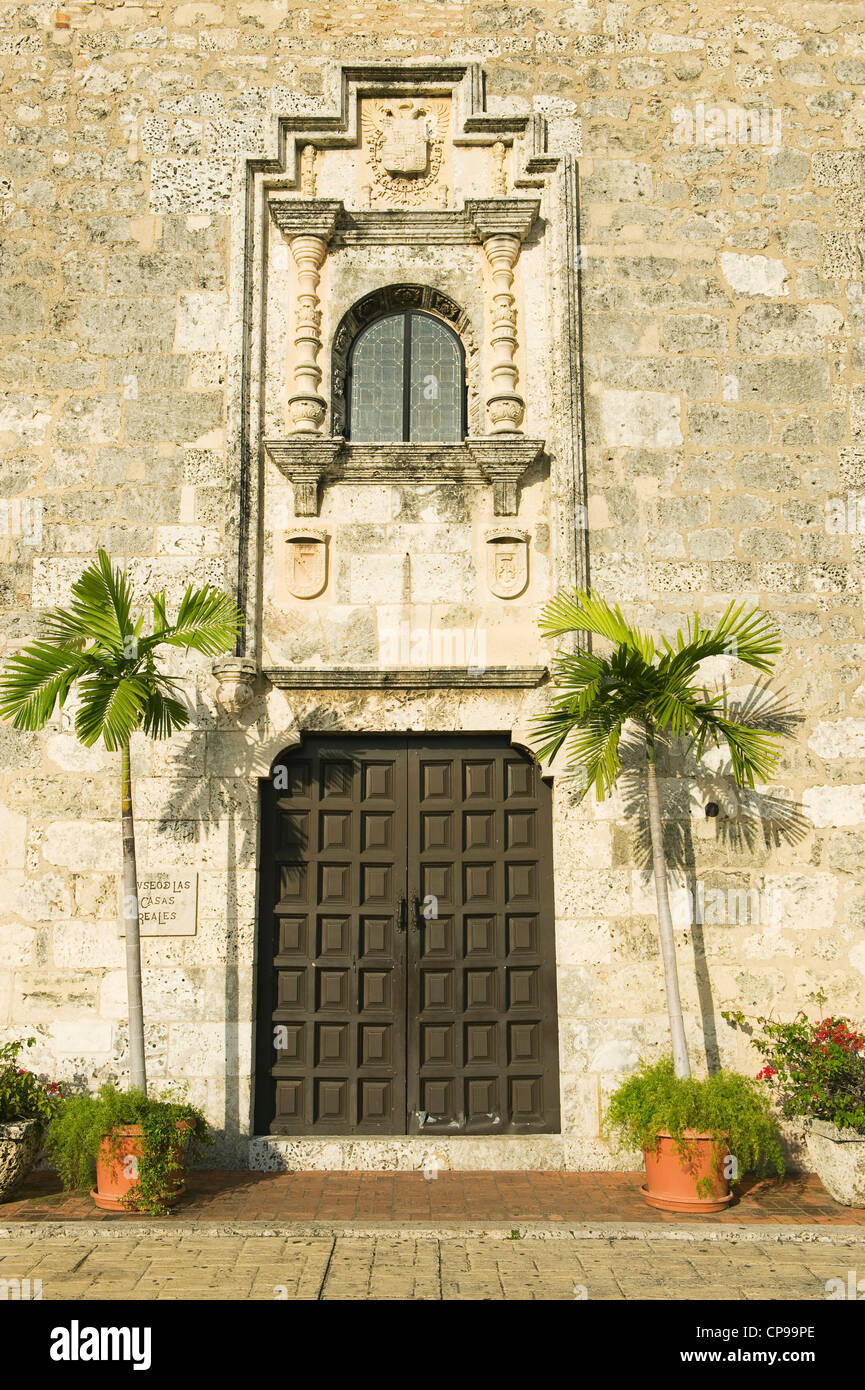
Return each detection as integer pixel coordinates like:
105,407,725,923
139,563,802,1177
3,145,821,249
119,872,198,937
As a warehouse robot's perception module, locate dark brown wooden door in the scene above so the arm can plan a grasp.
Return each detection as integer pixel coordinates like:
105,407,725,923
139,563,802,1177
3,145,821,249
255,735,560,1136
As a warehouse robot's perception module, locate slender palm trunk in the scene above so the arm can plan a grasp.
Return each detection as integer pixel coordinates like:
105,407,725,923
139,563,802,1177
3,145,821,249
645,726,691,1079
121,741,147,1094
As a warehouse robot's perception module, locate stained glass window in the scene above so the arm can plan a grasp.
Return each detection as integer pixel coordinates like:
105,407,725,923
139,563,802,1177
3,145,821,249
348,311,464,442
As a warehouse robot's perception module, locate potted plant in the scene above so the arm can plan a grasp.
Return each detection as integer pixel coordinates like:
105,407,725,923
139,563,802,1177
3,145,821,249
725,1004,865,1206
529,590,787,1204
0,1038,64,1202
45,1084,208,1215
605,1057,785,1212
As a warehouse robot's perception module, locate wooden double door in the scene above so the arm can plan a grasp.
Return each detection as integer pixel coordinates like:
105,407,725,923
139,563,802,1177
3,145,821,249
255,735,560,1136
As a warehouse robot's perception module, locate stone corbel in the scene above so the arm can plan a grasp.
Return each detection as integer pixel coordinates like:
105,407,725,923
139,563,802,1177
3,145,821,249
268,199,343,436
264,437,344,517
467,437,544,515
212,656,259,713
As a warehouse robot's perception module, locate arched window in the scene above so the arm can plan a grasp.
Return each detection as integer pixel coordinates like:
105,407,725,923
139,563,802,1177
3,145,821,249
347,310,466,443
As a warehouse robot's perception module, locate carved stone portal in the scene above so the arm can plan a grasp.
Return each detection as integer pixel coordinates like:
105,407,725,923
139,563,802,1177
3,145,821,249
486,528,529,599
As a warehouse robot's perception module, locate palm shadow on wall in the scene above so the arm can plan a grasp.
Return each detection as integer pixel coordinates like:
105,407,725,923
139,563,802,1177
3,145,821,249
615,681,808,1074
160,693,307,1162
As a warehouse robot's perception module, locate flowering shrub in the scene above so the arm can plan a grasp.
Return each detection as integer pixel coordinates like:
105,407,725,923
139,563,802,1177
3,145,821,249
723,1006,865,1132
0,1038,64,1127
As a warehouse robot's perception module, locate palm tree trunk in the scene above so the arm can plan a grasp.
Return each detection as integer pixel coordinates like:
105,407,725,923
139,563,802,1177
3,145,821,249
645,729,691,1080
120,740,147,1095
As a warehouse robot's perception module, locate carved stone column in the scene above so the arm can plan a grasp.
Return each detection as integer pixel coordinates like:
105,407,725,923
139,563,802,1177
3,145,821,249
468,198,540,437
483,233,523,434
268,199,342,436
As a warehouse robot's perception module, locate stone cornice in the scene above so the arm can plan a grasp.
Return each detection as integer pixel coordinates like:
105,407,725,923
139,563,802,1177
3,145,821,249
263,666,549,689
268,198,541,247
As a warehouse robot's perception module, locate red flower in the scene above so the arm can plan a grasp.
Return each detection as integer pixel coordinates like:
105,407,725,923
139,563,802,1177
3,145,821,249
756,1065,777,1080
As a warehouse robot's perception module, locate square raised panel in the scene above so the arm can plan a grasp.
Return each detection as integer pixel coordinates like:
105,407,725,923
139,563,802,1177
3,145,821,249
277,760,310,800
277,810,308,853
318,916,349,957
315,1077,347,1122
422,812,452,851
422,969,454,1010
421,915,453,958
276,969,305,1009
360,968,391,1011
277,916,306,956
275,1022,305,1063
507,967,539,1009
421,1078,455,1121
362,811,393,851
463,811,494,851
505,810,535,851
278,862,307,905
505,862,537,903
507,915,538,955
465,915,496,955
360,1024,391,1065
318,969,349,1011
361,863,391,903
363,762,393,800
465,1022,497,1064
464,863,494,902
360,916,390,956
275,1078,304,1121
321,760,353,798
422,1023,454,1065
508,1021,541,1063
505,760,534,798
316,1022,349,1065
465,968,497,1010
466,1077,498,1120
463,760,494,800
422,863,452,903
509,1076,543,1123
359,1079,391,1122
319,811,351,852
421,761,451,800
319,862,350,904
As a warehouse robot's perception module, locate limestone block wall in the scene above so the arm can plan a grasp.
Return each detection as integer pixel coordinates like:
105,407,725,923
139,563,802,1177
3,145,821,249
0,1,864,1166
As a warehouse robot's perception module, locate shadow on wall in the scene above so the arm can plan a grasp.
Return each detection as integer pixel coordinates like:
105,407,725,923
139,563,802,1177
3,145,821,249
616,681,808,1075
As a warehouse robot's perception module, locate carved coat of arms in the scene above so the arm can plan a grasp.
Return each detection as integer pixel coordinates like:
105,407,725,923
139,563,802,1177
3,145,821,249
362,98,448,206
286,529,328,599
486,529,529,599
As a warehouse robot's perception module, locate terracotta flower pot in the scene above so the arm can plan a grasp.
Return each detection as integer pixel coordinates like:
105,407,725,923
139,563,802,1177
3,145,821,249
641,1130,734,1213
90,1121,190,1213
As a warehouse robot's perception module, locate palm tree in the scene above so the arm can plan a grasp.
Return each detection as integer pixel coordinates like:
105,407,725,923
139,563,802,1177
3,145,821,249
530,590,784,1080
0,551,242,1095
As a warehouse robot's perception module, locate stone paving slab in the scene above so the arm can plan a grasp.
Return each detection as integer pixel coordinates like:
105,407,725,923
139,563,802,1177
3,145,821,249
1,1231,862,1301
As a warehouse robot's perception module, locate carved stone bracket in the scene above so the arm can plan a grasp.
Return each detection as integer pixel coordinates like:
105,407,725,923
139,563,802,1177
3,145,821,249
212,656,259,713
264,436,543,517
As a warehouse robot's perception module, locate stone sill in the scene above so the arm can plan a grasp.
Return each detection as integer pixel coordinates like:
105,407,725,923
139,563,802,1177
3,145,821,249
263,436,545,517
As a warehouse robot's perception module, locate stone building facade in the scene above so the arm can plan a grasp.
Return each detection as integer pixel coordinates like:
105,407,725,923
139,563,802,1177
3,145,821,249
1,0,865,1168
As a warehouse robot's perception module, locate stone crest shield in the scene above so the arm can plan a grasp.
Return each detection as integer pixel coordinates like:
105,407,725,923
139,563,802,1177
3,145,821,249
485,528,529,599
380,101,429,176
286,529,328,599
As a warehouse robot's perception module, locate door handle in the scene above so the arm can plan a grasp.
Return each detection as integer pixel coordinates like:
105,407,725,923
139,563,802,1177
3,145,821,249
413,894,424,930
397,895,407,933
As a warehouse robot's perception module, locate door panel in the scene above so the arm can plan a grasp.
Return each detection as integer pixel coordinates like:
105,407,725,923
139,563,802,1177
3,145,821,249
257,740,407,1134
256,735,560,1136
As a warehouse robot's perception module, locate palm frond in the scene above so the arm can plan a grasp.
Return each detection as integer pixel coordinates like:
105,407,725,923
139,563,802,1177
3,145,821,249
74,672,148,750
146,585,243,656
0,643,91,730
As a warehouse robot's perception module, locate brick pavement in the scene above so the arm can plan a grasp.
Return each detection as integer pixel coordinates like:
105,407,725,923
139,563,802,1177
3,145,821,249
2,1168,862,1226
1,1230,862,1300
